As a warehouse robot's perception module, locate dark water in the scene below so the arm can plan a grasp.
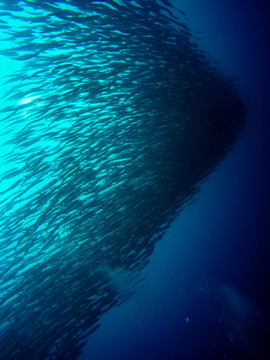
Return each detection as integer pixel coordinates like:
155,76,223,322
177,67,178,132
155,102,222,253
0,0,268,359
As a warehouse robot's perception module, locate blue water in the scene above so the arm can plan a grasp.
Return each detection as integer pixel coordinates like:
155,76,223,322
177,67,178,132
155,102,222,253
0,0,269,359
79,1,270,359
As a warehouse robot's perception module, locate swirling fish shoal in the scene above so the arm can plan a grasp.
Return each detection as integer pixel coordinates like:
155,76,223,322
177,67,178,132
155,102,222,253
0,0,246,359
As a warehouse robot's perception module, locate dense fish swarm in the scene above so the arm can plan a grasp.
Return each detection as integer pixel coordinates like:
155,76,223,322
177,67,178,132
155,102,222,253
0,0,246,359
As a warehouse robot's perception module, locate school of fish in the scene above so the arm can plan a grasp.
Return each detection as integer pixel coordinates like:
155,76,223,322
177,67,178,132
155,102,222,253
0,0,246,358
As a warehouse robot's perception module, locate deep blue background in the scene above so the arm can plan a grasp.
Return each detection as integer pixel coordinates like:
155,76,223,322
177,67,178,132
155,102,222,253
79,1,270,359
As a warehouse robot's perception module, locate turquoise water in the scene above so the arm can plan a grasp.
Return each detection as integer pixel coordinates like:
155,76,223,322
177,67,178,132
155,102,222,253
0,0,268,359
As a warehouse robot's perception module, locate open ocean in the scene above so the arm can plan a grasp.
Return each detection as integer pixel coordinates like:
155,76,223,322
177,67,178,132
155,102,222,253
0,0,269,359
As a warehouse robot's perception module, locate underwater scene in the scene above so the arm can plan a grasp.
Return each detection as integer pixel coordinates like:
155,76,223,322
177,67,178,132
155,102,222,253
0,0,269,359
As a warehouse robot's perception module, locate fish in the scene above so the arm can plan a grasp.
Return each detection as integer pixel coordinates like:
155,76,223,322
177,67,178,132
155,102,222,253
0,0,246,359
